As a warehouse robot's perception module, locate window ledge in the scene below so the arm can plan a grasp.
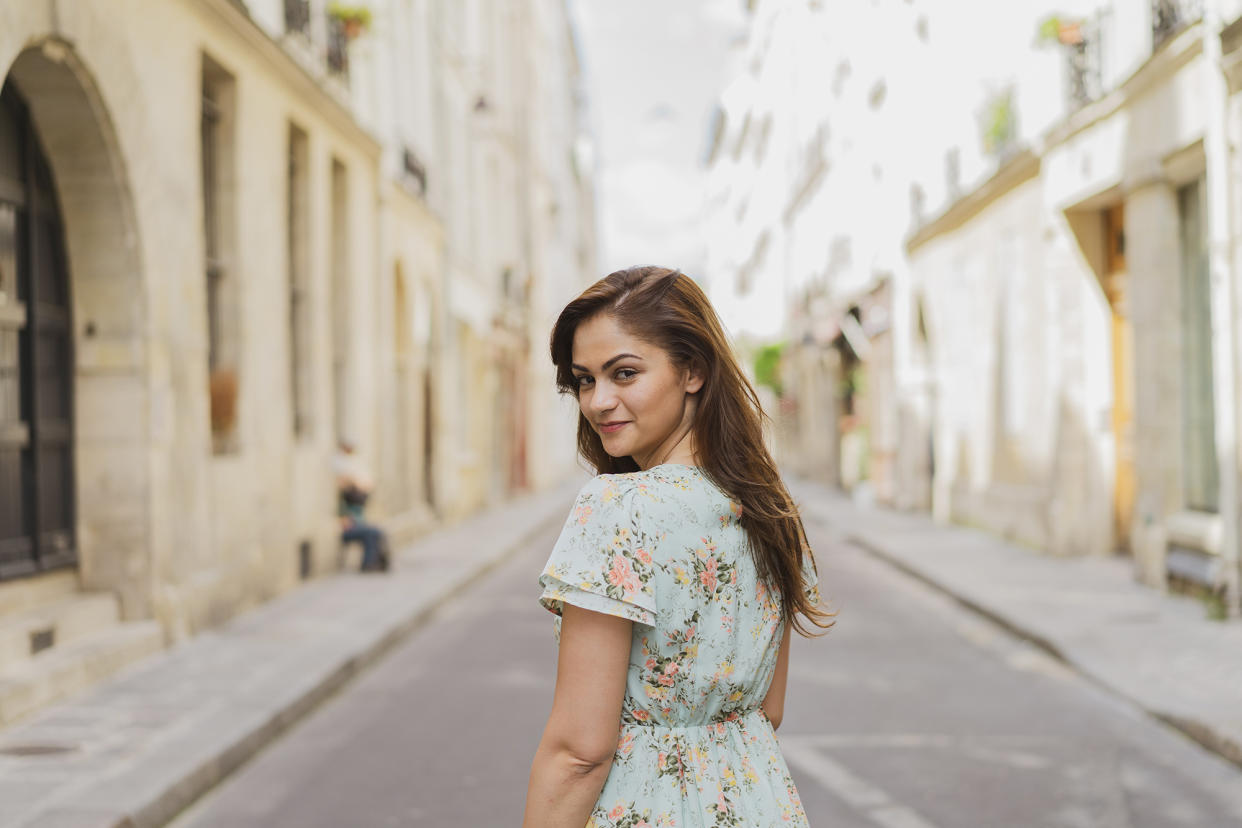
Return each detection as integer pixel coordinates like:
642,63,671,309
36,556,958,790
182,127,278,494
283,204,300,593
1165,509,1221,556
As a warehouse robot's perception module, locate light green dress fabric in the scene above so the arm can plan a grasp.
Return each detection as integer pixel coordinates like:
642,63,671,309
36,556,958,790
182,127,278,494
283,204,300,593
539,464,817,828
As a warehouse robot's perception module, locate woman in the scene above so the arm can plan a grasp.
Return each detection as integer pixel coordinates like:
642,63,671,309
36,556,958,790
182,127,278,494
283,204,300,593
523,266,833,827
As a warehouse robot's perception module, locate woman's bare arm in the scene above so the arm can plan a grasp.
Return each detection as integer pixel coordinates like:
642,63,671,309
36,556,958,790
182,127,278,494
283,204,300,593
523,603,631,828
761,624,792,729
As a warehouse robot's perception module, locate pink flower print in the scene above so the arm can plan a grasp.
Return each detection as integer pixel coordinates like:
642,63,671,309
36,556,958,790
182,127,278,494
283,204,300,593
610,803,625,819
637,821,651,828
664,661,679,676
575,504,593,525
608,554,640,597
645,657,657,670
618,730,635,755
657,673,674,687
632,708,649,721
637,547,652,564
685,625,696,639
700,557,719,593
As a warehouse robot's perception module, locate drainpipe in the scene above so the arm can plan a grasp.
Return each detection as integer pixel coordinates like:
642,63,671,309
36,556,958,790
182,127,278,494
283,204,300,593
1202,0,1241,616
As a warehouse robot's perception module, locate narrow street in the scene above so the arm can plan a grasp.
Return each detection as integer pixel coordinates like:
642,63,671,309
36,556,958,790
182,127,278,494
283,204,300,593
173,506,1242,827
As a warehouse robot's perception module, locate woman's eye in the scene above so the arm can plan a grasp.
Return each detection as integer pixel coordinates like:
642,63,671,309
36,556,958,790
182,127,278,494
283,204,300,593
574,375,593,387
615,368,637,381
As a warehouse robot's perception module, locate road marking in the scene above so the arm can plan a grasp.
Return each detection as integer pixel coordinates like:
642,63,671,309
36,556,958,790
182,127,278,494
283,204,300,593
786,732,1052,770
781,738,941,828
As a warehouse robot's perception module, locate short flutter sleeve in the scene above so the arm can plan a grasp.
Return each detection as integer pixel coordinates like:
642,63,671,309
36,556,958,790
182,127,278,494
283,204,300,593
538,475,658,628
802,550,822,605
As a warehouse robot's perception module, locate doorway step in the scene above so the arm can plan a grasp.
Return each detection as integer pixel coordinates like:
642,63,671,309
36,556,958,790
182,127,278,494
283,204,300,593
0,580,163,727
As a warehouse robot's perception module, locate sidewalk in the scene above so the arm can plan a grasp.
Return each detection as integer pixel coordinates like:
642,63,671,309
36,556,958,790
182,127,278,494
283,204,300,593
0,478,582,828
790,477,1242,771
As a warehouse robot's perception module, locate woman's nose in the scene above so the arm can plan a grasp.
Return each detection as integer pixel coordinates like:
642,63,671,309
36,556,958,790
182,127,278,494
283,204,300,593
587,381,617,413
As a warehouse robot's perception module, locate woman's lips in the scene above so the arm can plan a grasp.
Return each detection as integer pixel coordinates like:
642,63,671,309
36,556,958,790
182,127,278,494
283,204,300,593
599,421,628,434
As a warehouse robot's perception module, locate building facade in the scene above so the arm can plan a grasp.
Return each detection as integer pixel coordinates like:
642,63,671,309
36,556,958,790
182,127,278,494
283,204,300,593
708,0,1242,615
0,0,595,724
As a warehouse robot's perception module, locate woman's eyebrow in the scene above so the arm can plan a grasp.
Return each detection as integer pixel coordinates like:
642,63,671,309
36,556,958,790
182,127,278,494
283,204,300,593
571,353,644,372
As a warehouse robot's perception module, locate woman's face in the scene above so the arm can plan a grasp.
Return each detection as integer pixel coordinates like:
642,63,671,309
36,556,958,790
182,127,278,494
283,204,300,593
570,313,702,470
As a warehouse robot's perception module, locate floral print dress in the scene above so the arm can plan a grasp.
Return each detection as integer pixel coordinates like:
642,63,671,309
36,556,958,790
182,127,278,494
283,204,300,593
539,464,818,828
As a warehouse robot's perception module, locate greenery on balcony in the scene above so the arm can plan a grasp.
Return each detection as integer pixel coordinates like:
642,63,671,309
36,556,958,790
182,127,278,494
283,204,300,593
327,3,373,39
979,87,1017,159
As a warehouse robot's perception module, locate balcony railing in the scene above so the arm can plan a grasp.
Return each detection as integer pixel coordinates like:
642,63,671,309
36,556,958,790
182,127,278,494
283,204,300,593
1152,0,1202,52
402,148,428,197
326,15,349,79
1065,16,1104,109
284,0,311,35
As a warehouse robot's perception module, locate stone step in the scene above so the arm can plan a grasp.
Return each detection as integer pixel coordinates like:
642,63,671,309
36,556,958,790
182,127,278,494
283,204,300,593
0,621,164,727
0,570,79,616
0,592,121,672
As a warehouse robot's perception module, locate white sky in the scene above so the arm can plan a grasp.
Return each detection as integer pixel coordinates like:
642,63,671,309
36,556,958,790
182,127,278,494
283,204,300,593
567,0,749,279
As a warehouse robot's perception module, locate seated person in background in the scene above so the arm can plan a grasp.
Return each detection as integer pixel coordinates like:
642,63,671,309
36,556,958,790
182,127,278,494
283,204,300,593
335,437,391,572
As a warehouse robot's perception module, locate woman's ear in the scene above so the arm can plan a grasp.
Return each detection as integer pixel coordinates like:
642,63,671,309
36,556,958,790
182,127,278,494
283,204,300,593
684,360,705,395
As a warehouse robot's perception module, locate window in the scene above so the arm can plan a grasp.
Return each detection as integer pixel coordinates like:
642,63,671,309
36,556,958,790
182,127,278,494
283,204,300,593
287,123,312,440
392,266,412,511
330,157,349,440
1178,177,1218,512
201,55,239,454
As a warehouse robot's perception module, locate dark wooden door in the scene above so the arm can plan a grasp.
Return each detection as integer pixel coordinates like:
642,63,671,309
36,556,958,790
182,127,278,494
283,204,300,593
0,83,76,579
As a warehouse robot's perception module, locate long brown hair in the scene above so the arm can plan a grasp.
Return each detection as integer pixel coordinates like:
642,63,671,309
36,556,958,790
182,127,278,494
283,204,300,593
550,266,834,636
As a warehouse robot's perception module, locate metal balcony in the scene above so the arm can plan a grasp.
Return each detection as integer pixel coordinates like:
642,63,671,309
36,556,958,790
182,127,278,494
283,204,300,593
284,0,311,35
326,15,349,79
1152,0,1202,52
1065,18,1104,109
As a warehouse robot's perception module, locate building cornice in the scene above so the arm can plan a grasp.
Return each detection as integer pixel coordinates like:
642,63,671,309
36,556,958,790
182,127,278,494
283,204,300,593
196,0,382,158
905,149,1039,253
907,22,1205,254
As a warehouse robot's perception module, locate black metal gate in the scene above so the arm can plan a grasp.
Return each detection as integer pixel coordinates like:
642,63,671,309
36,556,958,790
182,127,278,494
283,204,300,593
0,82,76,579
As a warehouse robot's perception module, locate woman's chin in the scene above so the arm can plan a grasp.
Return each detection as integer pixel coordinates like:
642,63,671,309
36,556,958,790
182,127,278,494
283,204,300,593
600,437,634,459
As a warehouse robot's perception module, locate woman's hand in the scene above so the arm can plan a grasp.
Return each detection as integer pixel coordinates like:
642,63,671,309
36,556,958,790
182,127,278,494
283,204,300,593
523,604,632,828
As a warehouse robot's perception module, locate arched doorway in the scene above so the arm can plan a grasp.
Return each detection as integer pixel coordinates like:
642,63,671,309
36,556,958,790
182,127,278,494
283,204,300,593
0,81,75,579
2,43,148,617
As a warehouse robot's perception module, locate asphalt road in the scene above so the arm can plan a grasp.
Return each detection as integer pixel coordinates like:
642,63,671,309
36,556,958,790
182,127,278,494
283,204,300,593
172,511,1242,827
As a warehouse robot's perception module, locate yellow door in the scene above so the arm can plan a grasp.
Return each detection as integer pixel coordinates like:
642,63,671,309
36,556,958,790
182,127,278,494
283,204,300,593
1105,205,1135,553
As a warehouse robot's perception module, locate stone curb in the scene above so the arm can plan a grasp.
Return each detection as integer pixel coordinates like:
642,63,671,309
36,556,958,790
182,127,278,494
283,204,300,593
835,522,1242,772
1,480,580,828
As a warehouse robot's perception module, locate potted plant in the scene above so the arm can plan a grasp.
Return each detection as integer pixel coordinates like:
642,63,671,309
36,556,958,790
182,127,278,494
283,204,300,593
1035,14,1083,47
980,87,1017,158
328,3,372,40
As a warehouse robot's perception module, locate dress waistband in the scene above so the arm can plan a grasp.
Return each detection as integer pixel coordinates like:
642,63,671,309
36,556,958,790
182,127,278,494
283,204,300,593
623,707,766,730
